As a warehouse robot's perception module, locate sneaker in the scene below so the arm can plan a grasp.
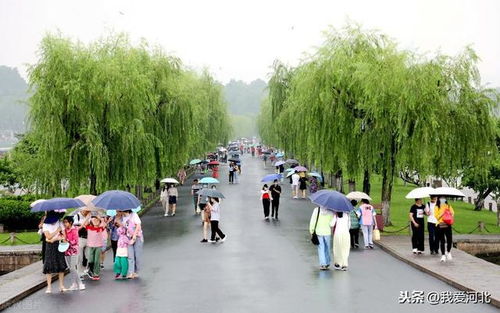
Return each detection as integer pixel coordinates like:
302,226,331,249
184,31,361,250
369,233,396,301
341,266,348,271
446,252,452,261
200,239,208,243
91,276,100,281
220,236,227,242
354,244,359,248
78,284,86,290
325,264,330,269
172,213,175,216
164,213,168,217
440,255,446,262
417,251,422,255
68,284,79,291
115,274,121,279
293,196,298,199
100,263,104,269
333,264,341,270
412,248,418,254
319,266,326,270
369,245,374,249
365,246,369,249
208,240,216,243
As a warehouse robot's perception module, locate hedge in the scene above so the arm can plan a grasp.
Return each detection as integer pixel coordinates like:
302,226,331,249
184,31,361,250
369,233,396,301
0,199,43,231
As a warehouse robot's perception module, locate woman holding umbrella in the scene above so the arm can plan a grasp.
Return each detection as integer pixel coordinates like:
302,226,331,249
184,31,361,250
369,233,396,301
42,211,68,293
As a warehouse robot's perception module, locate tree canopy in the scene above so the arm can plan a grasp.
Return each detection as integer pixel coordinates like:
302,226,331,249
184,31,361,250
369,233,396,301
259,25,497,224
11,33,231,195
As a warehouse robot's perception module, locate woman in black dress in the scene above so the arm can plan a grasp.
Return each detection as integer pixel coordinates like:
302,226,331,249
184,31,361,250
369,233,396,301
42,211,68,293
299,175,308,199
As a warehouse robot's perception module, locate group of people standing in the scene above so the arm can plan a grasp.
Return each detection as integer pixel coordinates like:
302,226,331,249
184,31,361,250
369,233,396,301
40,208,143,293
409,195,455,262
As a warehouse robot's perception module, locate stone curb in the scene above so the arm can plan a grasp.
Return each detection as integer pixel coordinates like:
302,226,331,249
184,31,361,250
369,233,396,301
374,240,500,308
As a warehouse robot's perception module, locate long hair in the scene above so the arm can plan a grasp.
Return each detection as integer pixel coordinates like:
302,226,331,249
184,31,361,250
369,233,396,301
262,184,268,190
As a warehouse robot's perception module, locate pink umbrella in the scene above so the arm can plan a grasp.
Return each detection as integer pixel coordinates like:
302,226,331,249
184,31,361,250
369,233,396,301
294,166,308,172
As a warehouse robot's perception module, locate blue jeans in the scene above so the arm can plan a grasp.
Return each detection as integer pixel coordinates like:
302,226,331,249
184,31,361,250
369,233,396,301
317,235,331,266
127,237,144,275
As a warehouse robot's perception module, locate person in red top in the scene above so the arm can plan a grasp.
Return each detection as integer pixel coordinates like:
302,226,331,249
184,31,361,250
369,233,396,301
63,216,85,290
260,184,273,220
212,166,219,178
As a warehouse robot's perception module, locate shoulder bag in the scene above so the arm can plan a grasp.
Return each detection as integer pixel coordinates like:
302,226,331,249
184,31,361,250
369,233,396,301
311,208,320,245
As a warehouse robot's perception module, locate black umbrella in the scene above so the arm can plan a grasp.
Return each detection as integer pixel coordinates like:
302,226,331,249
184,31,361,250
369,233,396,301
286,159,299,164
228,158,240,163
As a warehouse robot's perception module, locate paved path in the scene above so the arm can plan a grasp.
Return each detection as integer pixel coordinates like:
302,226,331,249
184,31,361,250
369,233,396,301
3,155,497,313
376,235,500,307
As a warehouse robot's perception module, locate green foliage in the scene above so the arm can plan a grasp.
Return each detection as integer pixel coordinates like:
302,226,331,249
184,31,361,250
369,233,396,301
0,199,42,230
0,157,18,190
11,33,231,195
260,24,497,224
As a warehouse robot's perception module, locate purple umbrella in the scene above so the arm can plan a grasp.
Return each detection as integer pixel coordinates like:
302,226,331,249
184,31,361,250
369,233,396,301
261,174,282,182
309,190,353,212
294,166,308,172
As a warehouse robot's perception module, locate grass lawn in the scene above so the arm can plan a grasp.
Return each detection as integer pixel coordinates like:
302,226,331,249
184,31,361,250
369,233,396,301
341,175,500,235
0,231,41,246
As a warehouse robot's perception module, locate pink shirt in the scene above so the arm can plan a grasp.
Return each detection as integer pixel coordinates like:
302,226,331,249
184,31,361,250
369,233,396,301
360,204,376,226
86,225,105,247
64,227,79,256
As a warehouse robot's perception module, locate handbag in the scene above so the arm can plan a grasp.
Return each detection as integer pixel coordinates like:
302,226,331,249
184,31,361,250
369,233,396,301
373,228,381,241
442,209,454,225
58,241,69,253
311,208,321,245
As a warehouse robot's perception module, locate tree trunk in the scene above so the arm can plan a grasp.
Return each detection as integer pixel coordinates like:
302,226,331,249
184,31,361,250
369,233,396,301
89,167,97,195
335,170,343,193
362,170,371,195
348,179,356,192
474,188,492,211
381,167,394,226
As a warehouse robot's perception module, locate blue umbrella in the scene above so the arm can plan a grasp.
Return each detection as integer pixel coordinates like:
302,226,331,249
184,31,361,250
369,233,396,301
31,198,85,212
200,177,220,184
308,172,323,182
261,174,282,182
309,190,353,212
92,190,141,211
276,153,284,158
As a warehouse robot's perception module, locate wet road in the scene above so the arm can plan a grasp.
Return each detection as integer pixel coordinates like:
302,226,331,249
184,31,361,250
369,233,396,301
4,155,497,313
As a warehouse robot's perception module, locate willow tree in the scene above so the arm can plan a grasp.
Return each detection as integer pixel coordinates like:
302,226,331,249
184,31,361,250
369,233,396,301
260,24,496,225
15,33,230,195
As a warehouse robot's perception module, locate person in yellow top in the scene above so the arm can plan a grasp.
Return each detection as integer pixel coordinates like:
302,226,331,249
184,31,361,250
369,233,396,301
309,207,334,270
434,196,455,262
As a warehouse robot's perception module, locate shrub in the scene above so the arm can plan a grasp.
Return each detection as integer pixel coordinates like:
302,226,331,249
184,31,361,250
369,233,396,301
0,199,43,231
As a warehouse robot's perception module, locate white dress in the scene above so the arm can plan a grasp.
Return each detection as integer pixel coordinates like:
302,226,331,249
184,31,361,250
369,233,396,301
331,214,351,267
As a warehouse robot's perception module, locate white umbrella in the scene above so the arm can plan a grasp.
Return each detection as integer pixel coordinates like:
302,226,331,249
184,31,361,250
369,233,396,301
405,187,436,199
429,187,465,197
160,178,180,184
346,191,372,201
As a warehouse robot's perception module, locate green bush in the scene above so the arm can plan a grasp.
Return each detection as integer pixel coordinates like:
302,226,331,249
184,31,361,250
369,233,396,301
0,199,43,231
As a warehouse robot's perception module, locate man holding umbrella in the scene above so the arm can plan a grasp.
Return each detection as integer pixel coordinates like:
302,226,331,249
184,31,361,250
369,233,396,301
269,179,282,220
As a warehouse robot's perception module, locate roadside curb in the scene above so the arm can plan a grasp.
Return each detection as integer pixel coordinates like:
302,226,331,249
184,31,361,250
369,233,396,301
375,239,500,308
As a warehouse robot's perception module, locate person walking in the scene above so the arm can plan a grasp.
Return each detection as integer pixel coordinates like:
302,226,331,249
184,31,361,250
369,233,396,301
177,167,187,185
207,197,227,243
425,196,439,255
191,179,202,214
331,211,351,271
122,210,144,278
309,207,333,270
42,211,68,293
349,200,361,248
84,214,106,280
359,199,377,249
261,184,272,220
161,186,168,217
167,184,178,216
113,224,129,279
434,196,455,262
198,188,210,243
62,216,85,291
234,164,240,184
228,163,235,184
73,209,90,278
291,172,300,199
409,198,426,254
269,179,282,219
299,174,308,199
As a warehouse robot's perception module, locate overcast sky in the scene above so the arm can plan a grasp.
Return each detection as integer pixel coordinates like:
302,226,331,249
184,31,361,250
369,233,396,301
1,0,499,86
